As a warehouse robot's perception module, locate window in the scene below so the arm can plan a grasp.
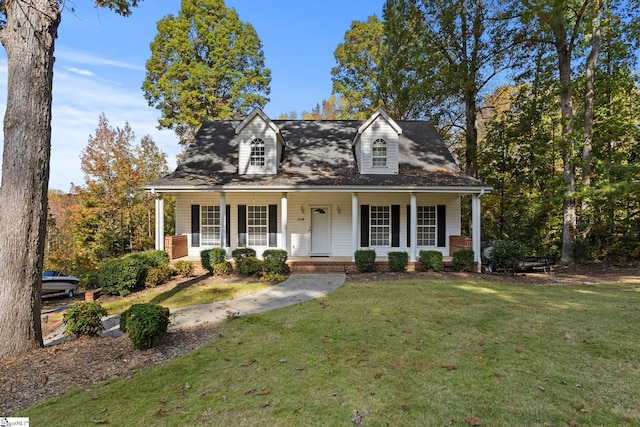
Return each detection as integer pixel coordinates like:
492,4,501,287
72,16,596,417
201,206,220,245
370,206,390,246
417,206,436,246
372,138,387,168
250,138,265,166
248,205,268,246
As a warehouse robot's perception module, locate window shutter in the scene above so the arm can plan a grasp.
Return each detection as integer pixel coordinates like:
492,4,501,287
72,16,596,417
238,205,247,247
268,204,277,247
191,205,200,247
225,205,231,248
406,205,411,247
360,205,369,247
437,205,446,247
391,205,400,247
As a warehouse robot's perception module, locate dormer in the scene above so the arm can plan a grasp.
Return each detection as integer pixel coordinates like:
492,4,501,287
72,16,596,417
352,109,402,174
236,108,285,175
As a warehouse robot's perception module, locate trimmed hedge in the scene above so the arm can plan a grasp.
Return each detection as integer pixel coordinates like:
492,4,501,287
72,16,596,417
120,303,170,350
232,248,257,263
419,250,443,272
98,256,149,296
144,264,173,288
355,249,376,273
262,249,289,275
173,260,195,277
388,251,408,272
63,301,108,337
236,256,263,276
453,249,475,272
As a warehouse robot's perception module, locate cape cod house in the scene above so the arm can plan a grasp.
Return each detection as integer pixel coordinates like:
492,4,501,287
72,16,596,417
145,108,491,271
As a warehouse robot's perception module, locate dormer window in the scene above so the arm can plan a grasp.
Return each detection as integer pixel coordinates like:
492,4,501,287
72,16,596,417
250,138,266,167
372,138,387,168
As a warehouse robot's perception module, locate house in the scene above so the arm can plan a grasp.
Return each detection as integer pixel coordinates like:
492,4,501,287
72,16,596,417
145,108,491,271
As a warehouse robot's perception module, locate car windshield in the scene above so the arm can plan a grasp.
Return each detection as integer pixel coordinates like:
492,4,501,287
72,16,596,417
42,270,58,277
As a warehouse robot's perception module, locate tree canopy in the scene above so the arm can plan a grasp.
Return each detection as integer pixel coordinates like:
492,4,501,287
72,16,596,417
142,0,271,144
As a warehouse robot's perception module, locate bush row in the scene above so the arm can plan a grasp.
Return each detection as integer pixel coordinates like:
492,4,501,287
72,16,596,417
353,249,476,273
97,250,173,296
200,248,290,278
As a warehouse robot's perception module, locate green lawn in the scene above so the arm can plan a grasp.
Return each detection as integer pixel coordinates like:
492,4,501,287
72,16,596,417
23,279,640,426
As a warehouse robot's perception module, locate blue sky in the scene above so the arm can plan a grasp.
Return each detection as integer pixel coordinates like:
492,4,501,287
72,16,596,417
0,0,385,192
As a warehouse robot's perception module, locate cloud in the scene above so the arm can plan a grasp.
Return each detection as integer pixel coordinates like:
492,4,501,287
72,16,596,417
64,66,95,77
56,48,145,72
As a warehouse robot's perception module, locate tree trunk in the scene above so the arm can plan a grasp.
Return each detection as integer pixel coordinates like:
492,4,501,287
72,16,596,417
0,1,61,359
582,2,601,238
554,27,576,264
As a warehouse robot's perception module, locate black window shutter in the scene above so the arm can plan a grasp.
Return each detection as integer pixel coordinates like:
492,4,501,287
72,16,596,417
406,205,411,247
391,205,400,247
268,204,277,247
238,205,247,247
225,204,231,248
191,205,200,247
437,205,446,247
360,205,369,247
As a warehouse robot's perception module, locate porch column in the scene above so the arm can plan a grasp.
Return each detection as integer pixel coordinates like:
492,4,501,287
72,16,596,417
281,192,288,252
155,195,165,250
351,192,359,261
410,192,417,262
471,193,482,272
220,192,226,248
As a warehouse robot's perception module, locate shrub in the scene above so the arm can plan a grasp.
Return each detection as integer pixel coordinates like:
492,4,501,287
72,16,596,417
63,301,108,337
132,250,169,268
209,248,227,265
232,248,257,263
491,240,526,274
213,261,234,275
98,256,149,296
120,303,170,350
144,264,174,288
173,260,195,277
354,249,376,273
200,249,213,273
388,251,408,272
260,272,287,283
262,249,289,274
452,249,475,272
236,256,263,276
419,250,443,272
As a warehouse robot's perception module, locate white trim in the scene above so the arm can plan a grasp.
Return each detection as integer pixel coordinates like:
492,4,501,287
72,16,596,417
235,107,281,137
155,197,164,250
352,193,359,261
354,108,402,146
146,185,492,194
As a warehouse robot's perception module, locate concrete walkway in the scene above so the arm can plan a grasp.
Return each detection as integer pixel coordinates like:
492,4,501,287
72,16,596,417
44,273,346,346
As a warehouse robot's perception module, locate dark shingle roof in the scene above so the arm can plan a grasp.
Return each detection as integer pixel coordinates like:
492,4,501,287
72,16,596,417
146,119,490,190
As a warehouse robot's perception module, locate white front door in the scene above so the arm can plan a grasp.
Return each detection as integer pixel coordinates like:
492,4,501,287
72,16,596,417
310,206,331,255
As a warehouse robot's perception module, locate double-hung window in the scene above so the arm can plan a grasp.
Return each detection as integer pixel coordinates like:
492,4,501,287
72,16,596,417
250,138,266,167
248,206,268,246
201,206,220,245
370,206,390,246
417,206,436,246
372,138,387,168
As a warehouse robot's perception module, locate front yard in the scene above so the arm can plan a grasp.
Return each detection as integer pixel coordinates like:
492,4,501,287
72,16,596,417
15,276,640,426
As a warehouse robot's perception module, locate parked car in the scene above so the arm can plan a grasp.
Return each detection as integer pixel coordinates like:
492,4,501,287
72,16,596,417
42,270,79,298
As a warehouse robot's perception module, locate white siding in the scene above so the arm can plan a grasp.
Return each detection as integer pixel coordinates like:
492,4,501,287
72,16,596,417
357,117,399,174
237,115,279,175
175,192,461,258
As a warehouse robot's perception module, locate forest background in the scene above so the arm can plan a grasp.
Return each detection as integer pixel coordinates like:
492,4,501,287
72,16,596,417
45,0,640,281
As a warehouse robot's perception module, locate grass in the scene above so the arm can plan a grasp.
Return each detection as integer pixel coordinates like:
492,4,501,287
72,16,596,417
23,279,640,426
100,280,270,315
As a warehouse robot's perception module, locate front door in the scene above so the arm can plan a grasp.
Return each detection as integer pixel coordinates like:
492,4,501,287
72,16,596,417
310,206,331,255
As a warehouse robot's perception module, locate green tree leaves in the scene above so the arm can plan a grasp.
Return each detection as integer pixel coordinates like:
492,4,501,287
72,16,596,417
142,0,271,144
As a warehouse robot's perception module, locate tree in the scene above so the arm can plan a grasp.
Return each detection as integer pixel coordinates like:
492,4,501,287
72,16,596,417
331,15,386,119
142,0,271,144
0,1,142,359
74,115,169,261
